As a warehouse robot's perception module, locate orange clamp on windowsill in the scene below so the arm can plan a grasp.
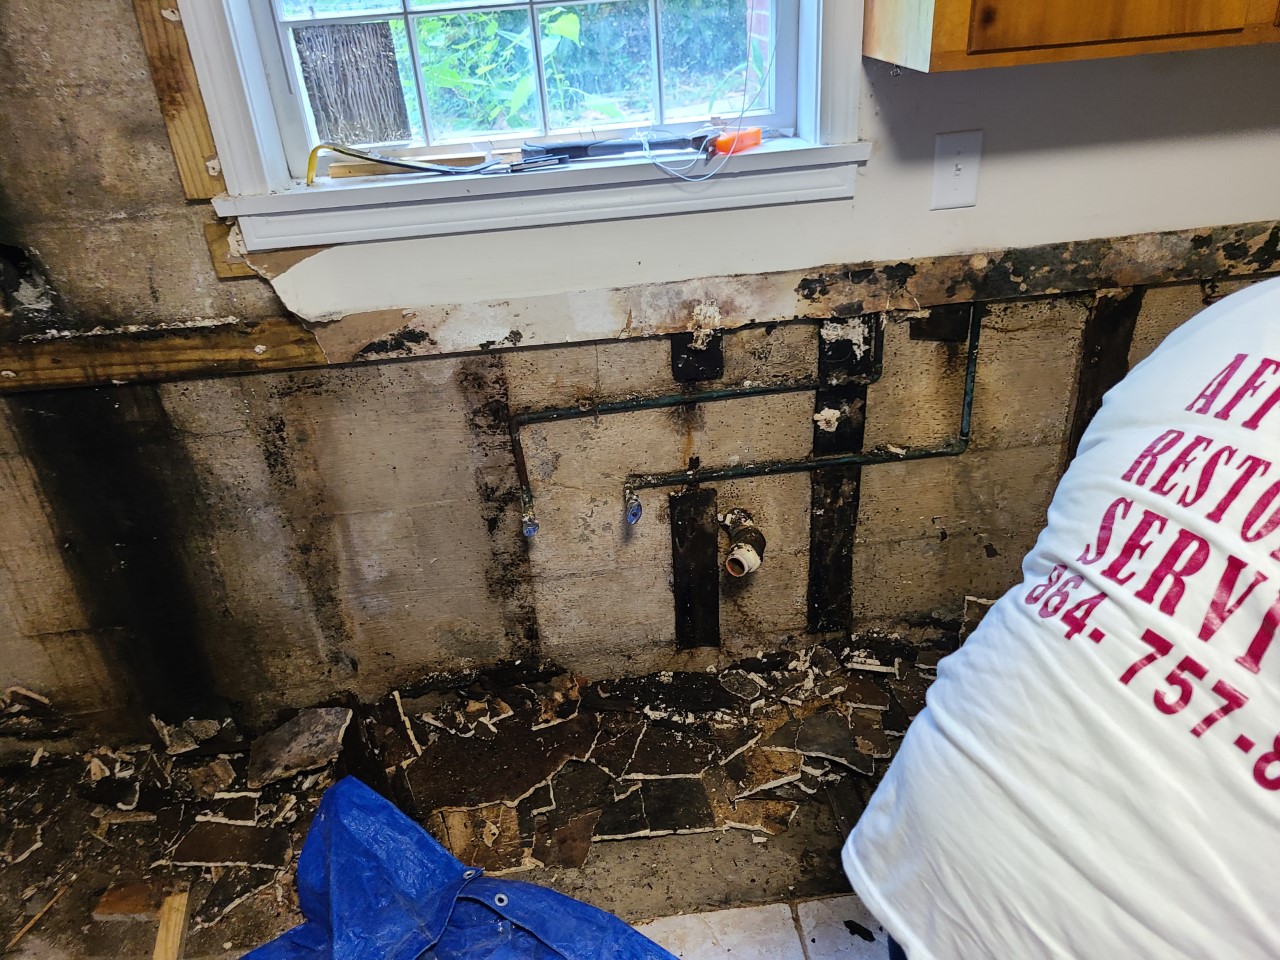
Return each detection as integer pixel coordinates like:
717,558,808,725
714,127,762,156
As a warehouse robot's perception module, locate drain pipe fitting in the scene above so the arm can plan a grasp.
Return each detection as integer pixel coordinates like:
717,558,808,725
722,508,766,577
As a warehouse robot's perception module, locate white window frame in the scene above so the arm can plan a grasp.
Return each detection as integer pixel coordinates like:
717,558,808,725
257,1,802,179
180,0,870,252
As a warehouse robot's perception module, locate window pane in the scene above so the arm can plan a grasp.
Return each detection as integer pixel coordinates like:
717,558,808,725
281,0,405,20
540,1,654,131
414,10,542,141
659,0,770,123
293,19,422,145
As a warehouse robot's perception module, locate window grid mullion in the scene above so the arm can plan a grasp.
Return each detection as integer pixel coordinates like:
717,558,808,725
403,13,437,145
649,0,665,126
526,1,552,137
275,0,792,157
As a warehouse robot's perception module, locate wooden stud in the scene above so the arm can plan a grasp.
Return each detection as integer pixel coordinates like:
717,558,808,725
0,318,327,393
1064,288,1145,462
151,890,190,960
133,0,225,200
324,150,490,180
203,221,258,279
669,487,721,650
5,884,70,952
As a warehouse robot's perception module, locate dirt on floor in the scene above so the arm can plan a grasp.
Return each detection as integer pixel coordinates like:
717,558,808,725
0,628,955,959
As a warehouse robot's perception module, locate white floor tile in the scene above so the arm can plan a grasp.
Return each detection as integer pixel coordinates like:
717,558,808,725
795,895,889,959
635,902,806,960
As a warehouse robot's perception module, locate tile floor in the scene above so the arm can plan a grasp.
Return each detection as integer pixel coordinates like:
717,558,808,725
634,894,889,960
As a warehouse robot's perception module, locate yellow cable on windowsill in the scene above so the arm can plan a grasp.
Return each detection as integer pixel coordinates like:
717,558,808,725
305,143,496,185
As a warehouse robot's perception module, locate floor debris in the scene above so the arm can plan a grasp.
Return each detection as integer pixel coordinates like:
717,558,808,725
5,878,71,952
246,707,352,789
92,881,165,922
0,628,956,957
163,822,292,870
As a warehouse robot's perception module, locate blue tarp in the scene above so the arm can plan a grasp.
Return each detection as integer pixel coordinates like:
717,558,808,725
247,776,679,960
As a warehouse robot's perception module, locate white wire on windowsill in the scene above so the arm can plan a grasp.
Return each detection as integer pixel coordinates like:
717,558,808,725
639,0,777,183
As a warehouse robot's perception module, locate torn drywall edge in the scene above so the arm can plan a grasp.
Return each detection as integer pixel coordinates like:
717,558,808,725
247,221,1280,364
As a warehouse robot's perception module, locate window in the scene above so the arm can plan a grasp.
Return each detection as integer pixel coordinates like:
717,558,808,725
179,0,868,250
254,0,799,178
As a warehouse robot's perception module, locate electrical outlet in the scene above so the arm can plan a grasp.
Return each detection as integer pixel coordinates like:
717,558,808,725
931,130,983,210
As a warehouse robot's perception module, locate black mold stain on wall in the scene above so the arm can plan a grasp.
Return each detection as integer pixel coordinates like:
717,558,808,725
1066,287,1145,461
0,242,64,341
248,382,360,681
455,355,542,661
808,317,880,635
670,486,720,649
6,386,220,725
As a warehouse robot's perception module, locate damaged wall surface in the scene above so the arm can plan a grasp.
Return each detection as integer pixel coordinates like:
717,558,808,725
1,1,1279,742
1,271,1273,736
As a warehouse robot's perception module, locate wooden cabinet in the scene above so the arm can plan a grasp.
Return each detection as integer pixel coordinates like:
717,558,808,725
865,0,1280,72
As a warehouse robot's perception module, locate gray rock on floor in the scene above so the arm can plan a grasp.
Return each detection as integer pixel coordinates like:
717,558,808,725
246,707,352,789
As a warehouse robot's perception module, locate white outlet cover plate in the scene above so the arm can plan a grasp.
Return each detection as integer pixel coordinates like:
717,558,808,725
931,129,983,210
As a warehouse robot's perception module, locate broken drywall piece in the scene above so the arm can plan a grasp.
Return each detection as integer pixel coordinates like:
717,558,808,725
391,691,424,756
623,725,718,780
163,822,292,870
192,868,277,930
593,779,717,841
532,810,601,869
246,707,352,789
1,686,70,746
587,719,646,779
836,675,892,712
151,716,225,756
400,710,599,815
195,794,258,827
93,809,157,838
530,674,584,729
186,758,237,799
428,804,528,873
92,882,165,922
724,748,804,800
718,670,765,701
5,824,42,864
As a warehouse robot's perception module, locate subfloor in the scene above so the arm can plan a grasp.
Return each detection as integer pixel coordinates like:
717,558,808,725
1,632,948,957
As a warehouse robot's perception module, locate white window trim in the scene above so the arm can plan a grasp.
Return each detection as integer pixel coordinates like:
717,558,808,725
256,1,803,178
179,0,870,252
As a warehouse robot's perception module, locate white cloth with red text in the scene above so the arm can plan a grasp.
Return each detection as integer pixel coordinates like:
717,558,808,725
844,276,1280,960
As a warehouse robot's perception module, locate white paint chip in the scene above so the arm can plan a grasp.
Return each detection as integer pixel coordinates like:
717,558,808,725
813,407,842,432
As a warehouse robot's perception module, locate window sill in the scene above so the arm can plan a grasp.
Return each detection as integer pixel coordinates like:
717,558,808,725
213,138,871,251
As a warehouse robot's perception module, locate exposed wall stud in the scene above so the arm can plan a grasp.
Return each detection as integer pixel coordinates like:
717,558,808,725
203,221,257,279
670,331,725,383
670,485,720,650
807,316,881,635
909,302,972,342
1065,287,1144,461
133,0,226,199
